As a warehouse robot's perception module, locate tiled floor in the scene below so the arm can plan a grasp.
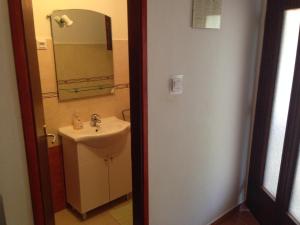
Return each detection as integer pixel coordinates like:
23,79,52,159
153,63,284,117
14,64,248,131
55,199,132,225
56,199,260,225
214,207,259,225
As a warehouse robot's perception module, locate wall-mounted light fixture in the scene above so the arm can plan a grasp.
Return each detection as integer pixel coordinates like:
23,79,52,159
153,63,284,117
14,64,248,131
54,15,74,28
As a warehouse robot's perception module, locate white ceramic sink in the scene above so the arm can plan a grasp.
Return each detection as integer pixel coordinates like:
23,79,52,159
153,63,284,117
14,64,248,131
59,117,130,157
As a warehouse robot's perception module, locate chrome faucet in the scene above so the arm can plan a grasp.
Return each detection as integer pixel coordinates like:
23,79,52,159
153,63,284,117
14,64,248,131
90,114,101,128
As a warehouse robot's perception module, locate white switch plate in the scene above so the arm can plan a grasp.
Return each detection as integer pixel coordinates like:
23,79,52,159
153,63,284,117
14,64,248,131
170,75,184,95
36,39,48,50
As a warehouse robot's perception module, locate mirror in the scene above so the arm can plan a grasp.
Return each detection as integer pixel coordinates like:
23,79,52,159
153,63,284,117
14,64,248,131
192,0,222,29
50,9,114,101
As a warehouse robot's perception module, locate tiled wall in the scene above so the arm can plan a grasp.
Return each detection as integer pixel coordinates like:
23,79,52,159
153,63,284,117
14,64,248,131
37,39,130,147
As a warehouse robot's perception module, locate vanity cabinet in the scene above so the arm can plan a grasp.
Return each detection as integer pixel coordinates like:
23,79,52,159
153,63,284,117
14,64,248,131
61,132,132,216
109,141,132,201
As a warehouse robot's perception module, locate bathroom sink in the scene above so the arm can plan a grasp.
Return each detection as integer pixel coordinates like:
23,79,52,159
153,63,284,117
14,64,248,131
59,117,130,157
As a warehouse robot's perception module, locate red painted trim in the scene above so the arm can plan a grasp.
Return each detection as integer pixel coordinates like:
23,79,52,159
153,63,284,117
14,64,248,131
128,0,149,224
7,1,45,225
48,146,66,212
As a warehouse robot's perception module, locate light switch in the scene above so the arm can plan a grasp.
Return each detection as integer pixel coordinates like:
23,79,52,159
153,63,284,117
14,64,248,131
36,39,48,50
170,75,184,95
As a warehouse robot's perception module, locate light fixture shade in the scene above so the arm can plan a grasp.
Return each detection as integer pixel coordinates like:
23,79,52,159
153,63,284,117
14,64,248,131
61,15,74,27
54,15,73,27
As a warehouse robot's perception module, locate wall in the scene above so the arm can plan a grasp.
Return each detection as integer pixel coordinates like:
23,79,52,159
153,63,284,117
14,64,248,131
245,0,267,196
148,0,262,225
0,0,263,224
0,0,34,224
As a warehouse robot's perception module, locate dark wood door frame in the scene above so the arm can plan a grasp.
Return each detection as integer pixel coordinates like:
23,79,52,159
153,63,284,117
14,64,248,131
247,0,300,225
7,0,148,225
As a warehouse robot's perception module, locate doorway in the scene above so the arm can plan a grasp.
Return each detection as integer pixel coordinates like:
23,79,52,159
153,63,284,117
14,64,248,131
247,1,300,225
7,0,148,225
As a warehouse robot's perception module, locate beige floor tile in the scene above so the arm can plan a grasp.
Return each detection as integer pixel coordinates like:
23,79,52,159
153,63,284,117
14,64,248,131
55,200,133,225
55,209,118,225
109,200,132,225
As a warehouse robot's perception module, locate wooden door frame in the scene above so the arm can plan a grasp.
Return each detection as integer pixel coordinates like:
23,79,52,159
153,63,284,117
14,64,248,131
7,0,148,225
247,0,300,224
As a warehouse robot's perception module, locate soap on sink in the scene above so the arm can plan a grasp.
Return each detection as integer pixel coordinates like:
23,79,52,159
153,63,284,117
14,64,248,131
72,112,83,130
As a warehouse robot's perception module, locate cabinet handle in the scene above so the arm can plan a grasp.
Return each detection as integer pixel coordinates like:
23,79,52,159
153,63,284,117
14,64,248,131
43,125,56,144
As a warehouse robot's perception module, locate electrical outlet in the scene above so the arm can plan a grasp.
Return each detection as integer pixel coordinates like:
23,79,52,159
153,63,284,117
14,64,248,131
36,39,48,50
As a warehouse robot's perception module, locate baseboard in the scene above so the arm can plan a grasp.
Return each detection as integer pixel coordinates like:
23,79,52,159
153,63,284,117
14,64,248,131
208,202,244,225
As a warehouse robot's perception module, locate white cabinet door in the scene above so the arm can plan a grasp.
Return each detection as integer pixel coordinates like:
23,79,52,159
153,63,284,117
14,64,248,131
78,144,110,213
109,134,132,201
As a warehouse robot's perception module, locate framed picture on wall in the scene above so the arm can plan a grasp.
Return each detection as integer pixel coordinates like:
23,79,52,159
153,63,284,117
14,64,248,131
192,0,222,29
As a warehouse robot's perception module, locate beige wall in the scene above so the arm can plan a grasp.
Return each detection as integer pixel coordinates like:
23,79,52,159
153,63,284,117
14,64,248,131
32,0,128,40
38,40,130,147
0,0,34,224
148,0,263,224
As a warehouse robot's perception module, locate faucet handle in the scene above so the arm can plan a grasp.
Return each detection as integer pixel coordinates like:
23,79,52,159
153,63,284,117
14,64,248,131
91,113,101,120
90,114,101,128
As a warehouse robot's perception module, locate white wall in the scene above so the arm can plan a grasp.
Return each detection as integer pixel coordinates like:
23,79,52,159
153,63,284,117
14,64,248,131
0,0,264,224
148,0,262,224
0,0,34,225
32,0,128,40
